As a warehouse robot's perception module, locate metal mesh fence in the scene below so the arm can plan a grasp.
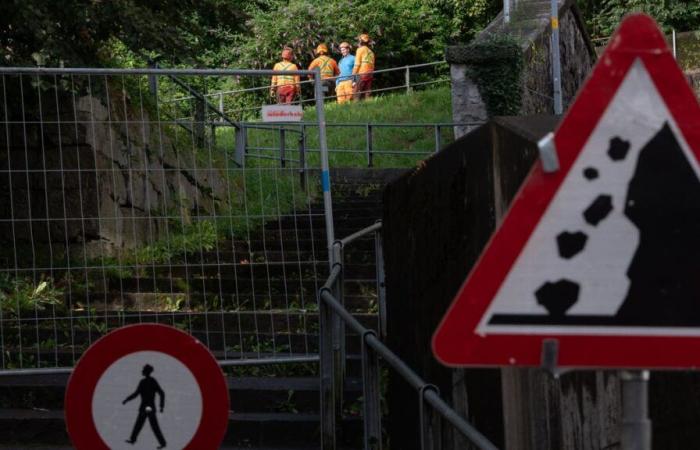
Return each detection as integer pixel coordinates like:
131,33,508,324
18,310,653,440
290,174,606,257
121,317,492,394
0,68,330,370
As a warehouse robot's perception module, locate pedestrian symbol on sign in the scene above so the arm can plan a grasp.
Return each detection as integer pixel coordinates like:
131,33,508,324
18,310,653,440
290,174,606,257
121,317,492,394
123,364,167,449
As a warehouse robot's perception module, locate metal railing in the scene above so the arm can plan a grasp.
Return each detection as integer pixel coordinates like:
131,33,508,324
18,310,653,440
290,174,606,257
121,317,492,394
168,61,449,121
318,221,498,450
236,121,485,169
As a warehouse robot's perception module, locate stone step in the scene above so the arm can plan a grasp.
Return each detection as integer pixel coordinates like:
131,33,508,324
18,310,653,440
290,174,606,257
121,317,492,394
1,310,378,336
108,277,376,296
136,261,376,280
63,292,374,312
265,214,380,231
0,408,364,448
0,374,362,414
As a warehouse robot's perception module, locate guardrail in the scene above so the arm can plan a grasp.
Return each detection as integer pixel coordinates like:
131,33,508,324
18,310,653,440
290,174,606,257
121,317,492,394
235,121,485,169
318,221,498,450
167,61,449,121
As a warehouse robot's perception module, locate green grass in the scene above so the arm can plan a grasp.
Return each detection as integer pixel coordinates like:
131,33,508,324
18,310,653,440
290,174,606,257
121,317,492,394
217,86,454,168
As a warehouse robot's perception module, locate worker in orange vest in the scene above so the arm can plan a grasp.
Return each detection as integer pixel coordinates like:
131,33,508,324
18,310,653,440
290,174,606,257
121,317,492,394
307,43,340,96
352,34,375,100
270,47,300,104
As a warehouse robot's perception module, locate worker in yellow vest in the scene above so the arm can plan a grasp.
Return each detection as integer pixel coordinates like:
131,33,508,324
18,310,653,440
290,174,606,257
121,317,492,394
307,43,340,96
352,34,375,100
270,47,300,104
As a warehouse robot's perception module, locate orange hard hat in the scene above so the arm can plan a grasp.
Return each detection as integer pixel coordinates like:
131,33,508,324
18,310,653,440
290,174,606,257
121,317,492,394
339,42,352,50
281,47,293,60
315,44,329,55
357,34,371,44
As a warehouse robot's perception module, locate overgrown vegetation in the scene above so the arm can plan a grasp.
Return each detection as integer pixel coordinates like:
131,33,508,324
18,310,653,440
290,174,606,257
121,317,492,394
462,34,523,115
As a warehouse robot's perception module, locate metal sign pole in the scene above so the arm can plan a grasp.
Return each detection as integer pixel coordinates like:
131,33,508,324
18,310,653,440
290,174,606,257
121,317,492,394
314,68,335,266
551,0,563,114
503,0,511,24
621,370,651,450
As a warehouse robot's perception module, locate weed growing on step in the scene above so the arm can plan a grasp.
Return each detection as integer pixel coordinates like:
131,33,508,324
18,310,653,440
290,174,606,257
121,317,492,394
0,275,64,319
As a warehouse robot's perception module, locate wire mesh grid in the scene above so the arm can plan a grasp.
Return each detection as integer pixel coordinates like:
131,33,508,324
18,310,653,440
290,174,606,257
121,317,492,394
0,68,331,371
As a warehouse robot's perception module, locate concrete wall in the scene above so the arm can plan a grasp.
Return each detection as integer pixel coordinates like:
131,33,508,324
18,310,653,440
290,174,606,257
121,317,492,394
447,0,595,138
0,92,226,264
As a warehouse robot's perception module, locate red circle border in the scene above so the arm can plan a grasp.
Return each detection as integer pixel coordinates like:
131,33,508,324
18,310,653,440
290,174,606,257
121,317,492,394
64,324,229,449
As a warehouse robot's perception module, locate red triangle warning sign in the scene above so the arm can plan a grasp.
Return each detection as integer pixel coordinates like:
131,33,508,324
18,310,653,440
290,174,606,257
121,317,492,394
433,14,700,369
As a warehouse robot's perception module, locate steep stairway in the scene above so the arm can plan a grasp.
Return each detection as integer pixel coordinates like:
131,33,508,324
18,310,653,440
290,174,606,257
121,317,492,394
0,168,406,449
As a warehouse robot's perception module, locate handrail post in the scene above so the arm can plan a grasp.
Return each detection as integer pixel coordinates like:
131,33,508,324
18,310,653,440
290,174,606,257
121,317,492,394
362,331,382,450
405,66,411,94
319,286,337,450
419,385,441,450
332,241,346,415
366,124,373,168
434,125,442,153
280,127,286,168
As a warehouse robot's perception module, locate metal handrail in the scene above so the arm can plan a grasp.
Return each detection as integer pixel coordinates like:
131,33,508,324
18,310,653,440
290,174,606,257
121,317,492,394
168,61,447,103
319,221,498,450
240,121,485,169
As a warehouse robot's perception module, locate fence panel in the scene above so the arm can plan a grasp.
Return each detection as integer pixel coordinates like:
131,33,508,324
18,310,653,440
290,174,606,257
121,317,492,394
0,68,329,371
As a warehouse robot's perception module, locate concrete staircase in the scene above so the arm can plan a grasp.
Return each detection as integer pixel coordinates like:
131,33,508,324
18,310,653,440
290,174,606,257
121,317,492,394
0,168,406,449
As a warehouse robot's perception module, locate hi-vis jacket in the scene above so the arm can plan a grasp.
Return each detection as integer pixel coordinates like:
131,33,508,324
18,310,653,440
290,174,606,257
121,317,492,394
271,61,301,88
308,55,340,79
352,46,375,75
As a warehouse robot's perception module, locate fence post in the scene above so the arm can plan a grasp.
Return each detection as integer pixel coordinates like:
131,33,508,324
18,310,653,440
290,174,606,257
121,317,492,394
362,331,383,450
375,227,387,339
194,97,207,148
148,60,158,97
299,124,306,189
218,92,224,122
280,127,286,168
405,66,411,94
234,123,247,167
316,66,337,450
366,124,373,168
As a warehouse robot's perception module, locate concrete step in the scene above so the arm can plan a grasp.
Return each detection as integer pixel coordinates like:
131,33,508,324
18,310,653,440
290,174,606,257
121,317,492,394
0,408,364,448
0,374,362,414
63,292,374,312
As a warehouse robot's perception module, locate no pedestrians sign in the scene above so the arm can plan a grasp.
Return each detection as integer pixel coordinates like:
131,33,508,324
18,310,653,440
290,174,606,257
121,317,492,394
65,324,229,449
433,14,700,369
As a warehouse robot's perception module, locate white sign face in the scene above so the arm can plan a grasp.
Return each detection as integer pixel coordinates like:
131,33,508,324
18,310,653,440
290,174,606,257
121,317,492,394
478,59,700,336
92,351,203,450
262,104,303,122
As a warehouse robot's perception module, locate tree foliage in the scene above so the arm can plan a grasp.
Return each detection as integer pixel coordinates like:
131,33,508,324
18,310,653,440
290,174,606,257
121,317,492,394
0,0,247,67
579,0,700,38
231,0,499,71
